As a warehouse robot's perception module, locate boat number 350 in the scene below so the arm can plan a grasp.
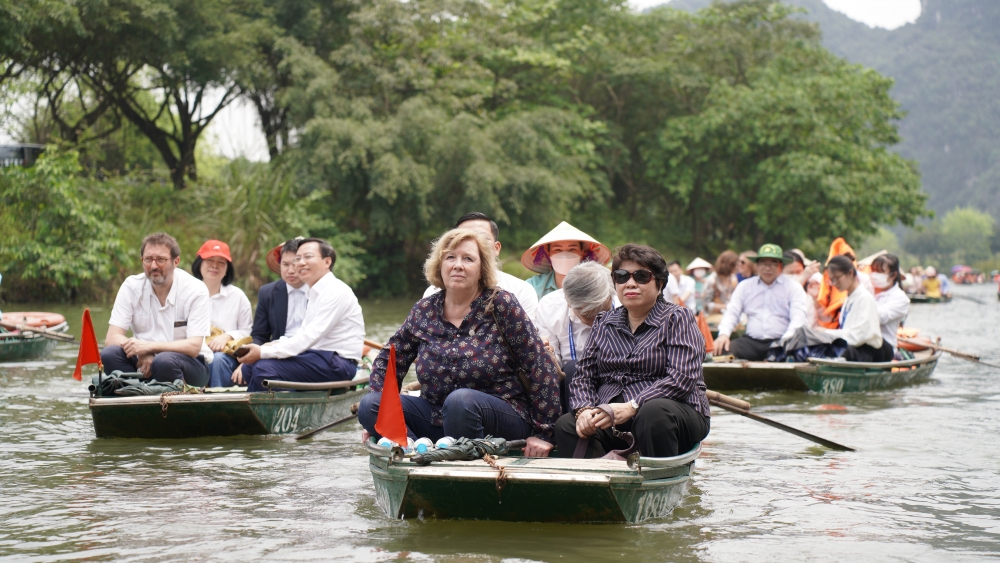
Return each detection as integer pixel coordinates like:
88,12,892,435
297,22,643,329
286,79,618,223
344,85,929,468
272,406,301,433
820,378,845,394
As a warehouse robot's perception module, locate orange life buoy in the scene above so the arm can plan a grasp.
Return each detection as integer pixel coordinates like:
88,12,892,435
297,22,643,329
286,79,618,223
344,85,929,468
0,312,67,329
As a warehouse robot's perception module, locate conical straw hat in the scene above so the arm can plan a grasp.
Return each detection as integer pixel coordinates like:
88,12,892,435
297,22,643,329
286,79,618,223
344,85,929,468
685,257,713,272
520,221,611,274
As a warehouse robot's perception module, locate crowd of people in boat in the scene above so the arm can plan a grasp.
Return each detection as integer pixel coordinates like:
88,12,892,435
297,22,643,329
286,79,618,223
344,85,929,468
104,214,924,460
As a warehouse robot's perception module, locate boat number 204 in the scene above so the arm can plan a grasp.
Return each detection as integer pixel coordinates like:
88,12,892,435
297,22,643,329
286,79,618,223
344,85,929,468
272,406,301,433
820,378,845,394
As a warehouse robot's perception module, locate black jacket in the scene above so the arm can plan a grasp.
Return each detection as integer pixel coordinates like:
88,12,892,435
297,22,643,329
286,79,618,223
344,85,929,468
251,280,289,345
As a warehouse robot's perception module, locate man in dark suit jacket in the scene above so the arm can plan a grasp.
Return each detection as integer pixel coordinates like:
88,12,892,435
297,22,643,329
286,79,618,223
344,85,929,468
251,238,308,345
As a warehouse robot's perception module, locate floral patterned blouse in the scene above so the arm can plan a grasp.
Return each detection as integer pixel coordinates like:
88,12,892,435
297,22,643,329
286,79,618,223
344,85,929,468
369,289,561,442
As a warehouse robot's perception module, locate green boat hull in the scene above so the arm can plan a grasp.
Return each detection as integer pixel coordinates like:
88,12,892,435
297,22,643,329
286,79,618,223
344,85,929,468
0,335,58,362
703,353,940,393
89,388,364,439
368,441,700,523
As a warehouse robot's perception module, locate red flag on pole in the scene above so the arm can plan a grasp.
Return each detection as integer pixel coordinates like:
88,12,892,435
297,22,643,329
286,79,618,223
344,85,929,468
374,345,408,446
73,308,102,381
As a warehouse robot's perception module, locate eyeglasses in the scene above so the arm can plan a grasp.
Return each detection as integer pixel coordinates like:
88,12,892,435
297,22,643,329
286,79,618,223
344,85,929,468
612,269,654,285
293,254,317,264
142,257,170,266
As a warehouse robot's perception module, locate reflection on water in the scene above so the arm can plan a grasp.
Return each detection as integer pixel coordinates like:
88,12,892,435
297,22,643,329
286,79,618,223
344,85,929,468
2,291,999,561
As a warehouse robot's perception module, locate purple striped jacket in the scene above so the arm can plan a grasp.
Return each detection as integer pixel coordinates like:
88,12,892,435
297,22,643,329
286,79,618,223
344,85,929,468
568,299,710,418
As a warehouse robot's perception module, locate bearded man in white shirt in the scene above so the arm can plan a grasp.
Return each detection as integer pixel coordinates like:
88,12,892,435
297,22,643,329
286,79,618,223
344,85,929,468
713,243,810,361
423,212,538,323
235,238,365,392
102,232,212,385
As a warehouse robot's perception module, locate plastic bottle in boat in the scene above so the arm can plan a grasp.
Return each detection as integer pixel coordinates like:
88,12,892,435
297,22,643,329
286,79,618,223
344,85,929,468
435,436,456,449
413,437,435,453
376,437,397,448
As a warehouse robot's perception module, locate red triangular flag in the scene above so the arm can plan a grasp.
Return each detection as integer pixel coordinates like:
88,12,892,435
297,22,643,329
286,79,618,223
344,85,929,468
375,345,408,446
73,308,102,381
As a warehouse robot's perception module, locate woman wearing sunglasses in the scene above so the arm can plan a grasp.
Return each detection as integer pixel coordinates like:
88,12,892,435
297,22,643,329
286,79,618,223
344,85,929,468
359,228,561,458
554,244,710,459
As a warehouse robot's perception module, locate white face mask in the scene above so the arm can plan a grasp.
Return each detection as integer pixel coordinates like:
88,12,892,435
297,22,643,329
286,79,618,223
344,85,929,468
870,272,892,289
550,252,582,275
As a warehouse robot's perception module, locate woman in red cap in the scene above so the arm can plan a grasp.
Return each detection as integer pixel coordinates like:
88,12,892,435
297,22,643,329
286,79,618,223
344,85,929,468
192,240,253,387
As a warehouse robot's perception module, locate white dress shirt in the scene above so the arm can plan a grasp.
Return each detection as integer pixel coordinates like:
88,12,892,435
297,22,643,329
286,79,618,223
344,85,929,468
423,270,539,323
260,272,365,361
199,284,254,362
664,274,697,313
285,283,308,338
825,287,883,349
718,274,809,344
535,289,589,365
109,269,211,343
874,285,909,350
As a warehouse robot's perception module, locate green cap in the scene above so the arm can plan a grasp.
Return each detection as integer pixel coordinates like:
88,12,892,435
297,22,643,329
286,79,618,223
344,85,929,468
748,243,791,264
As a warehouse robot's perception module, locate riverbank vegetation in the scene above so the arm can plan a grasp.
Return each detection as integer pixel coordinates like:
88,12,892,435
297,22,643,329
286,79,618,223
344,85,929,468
1,0,934,301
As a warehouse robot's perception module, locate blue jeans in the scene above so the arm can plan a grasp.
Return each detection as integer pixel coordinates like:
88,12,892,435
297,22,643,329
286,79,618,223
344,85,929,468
208,353,240,388
358,388,532,442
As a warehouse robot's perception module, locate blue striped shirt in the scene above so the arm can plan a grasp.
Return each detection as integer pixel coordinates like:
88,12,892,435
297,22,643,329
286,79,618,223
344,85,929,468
568,299,710,418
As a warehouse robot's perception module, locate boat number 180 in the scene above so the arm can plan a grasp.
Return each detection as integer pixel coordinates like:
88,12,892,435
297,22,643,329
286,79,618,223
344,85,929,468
273,406,301,433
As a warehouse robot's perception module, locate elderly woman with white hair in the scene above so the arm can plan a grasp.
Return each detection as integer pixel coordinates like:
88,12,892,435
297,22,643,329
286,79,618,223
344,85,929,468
535,261,619,414
359,228,561,457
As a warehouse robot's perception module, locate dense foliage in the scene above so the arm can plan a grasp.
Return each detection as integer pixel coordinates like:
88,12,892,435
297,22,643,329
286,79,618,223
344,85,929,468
1,0,930,299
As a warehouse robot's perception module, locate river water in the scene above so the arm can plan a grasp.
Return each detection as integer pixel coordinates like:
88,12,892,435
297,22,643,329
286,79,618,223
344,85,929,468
2,287,999,562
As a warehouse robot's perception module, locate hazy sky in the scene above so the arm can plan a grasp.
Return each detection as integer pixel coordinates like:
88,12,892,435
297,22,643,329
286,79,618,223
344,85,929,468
2,0,924,158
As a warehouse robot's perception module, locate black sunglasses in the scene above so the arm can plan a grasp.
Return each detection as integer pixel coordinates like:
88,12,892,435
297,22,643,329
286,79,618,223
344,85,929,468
612,269,654,285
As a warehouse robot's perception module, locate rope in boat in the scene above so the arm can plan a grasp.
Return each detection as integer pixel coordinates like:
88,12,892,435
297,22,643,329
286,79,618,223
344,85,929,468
481,453,507,498
160,390,185,418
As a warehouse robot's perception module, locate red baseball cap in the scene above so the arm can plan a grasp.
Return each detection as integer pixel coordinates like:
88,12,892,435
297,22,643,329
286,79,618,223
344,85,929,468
197,240,232,262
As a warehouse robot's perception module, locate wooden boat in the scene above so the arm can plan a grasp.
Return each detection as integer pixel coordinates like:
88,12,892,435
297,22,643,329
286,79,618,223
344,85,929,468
366,438,701,523
907,293,952,304
89,377,368,439
0,312,69,362
703,351,940,393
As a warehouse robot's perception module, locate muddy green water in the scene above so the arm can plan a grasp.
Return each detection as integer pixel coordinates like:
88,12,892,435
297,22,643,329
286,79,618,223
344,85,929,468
2,288,999,562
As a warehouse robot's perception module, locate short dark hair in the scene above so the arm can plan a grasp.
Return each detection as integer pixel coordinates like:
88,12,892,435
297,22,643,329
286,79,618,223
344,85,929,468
298,237,336,270
666,260,681,269
873,254,903,289
141,232,180,259
826,255,856,278
784,251,804,266
281,238,302,256
454,212,499,241
611,244,668,294
191,256,235,286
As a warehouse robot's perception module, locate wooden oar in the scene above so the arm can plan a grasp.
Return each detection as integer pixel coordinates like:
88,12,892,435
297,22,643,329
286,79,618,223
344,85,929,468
0,321,75,342
898,337,1000,369
295,414,358,440
706,390,856,452
951,293,986,305
364,338,385,350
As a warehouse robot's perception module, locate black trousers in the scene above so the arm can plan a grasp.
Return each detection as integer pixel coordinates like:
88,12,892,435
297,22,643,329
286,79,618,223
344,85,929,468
554,396,710,458
843,341,894,362
729,336,774,361
558,360,578,415
100,345,210,387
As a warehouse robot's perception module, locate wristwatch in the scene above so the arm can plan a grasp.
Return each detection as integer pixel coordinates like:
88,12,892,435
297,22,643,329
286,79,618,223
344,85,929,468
628,399,639,410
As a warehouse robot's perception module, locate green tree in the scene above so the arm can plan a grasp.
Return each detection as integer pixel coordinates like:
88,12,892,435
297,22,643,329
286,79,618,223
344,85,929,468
940,207,995,264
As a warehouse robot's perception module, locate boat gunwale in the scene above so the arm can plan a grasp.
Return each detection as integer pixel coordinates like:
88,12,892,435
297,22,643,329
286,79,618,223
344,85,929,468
88,389,359,407
807,352,941,370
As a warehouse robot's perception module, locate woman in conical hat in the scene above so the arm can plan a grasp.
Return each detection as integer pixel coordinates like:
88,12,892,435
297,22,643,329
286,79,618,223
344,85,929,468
521,221,611,299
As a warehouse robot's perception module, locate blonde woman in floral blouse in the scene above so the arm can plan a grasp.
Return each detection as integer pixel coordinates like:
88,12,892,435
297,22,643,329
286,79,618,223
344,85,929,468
359,228,561,457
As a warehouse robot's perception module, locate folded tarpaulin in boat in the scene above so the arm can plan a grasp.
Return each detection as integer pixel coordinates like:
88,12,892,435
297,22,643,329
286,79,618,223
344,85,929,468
89,371,186,397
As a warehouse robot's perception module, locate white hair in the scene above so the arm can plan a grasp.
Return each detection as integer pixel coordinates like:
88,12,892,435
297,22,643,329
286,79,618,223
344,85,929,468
563,261,615,318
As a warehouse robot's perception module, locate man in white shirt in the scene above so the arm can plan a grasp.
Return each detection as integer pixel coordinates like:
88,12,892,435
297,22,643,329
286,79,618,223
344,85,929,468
236,238,365,392
822,255,891,362
664,260,697,313
102,232,212,385
423,212,538,323
713,243,809,361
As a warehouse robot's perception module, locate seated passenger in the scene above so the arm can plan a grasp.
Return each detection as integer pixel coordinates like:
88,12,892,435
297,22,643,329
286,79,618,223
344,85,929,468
783,249,820,288
713,244,809,361
251,238,308,346
101,232,211,385
423,212,538,322
685,258,713,313
702,250,740,318
922,266,950,298
664,260,697,313
821,256,892,362
806,272,824,327
816,238,873,328
736,250,758,282
554,244,710,459
535,262,618,414
359,228,561,458
192,240,253,388
521,221,611,300
871,254,910,357
235,238,365,391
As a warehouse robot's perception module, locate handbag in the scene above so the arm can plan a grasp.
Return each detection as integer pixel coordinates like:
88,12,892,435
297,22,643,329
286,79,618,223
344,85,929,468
572,404,640,461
